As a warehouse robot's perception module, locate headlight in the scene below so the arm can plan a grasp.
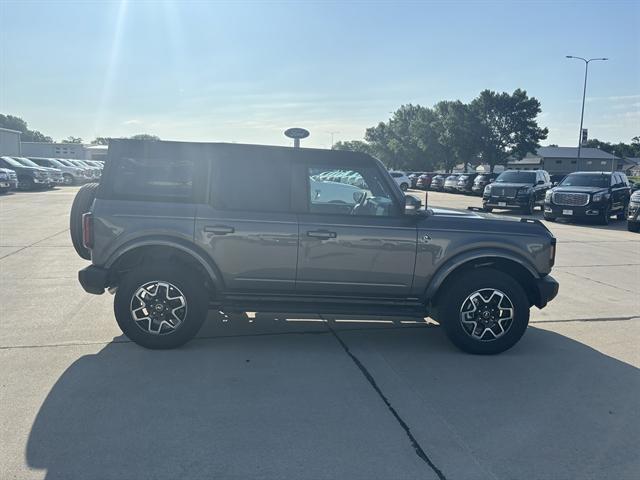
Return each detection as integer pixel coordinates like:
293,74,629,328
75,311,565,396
592,191,608,202
484,185,492,194
517,187,532,196
0,173,7,180
545,190,553,201
630,191,640,203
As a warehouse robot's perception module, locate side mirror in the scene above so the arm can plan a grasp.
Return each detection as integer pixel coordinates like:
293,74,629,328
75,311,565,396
404,194,422,215
552,182,558,187
353,191,366,203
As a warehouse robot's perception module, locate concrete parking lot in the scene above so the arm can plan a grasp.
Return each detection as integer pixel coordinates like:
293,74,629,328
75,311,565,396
1,187,638,480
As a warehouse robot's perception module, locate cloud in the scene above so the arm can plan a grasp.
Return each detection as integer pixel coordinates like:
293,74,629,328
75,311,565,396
123,119,142,125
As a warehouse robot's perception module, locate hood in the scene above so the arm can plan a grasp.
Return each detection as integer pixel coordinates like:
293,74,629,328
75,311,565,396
490,182,533,189
430,207,519,222
552,185,606,194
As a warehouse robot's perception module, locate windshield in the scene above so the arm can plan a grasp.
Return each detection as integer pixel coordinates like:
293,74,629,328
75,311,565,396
559,174,609,188
495,171,536,183
14,157,40,167
1,157,24,167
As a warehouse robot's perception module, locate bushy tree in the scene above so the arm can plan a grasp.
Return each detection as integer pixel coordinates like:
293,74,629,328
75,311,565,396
471,89,548,172
0,114,53,142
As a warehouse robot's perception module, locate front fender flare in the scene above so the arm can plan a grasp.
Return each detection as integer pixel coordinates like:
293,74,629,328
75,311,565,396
424,248,540,302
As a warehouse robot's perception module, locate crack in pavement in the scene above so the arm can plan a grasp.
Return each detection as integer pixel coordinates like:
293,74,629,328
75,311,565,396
0,228,70,260
556,269,638,294
326,320,447,480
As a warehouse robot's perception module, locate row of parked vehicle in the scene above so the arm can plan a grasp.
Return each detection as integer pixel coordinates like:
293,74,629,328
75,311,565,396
0,156,104,193
403,169,639,231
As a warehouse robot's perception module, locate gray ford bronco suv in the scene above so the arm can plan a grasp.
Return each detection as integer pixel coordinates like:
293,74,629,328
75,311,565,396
73,139,558,354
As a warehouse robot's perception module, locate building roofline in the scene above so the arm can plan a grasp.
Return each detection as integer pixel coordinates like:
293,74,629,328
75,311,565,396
0,127,22,134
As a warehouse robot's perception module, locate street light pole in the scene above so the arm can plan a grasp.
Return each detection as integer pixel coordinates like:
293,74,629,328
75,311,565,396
566,56,608,161
327,131,340,149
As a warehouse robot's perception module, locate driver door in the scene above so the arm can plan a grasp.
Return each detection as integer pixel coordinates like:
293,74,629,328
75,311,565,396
296,161,417,296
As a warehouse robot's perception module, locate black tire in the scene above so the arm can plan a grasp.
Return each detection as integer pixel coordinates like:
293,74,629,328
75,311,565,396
483,206,493,213
628,222,640,233
19,176,35,190
437,268,530,355
523,196,534,215
543,214,556,222
70,183,99,260
114,264,208,349
400,182,409,191
616,203,627,221
0,187,9,195
599,203,610,225
63,173,75,186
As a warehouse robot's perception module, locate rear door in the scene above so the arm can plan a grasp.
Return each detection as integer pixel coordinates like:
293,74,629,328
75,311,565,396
194,147,298,292
295,159,417,297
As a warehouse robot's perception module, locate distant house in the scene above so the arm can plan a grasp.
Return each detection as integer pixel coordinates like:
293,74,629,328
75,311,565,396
626,158,640,176
507,146,625,174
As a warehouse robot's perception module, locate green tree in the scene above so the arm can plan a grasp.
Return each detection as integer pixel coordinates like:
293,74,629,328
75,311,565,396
434,101,481,173
129,134,160,141
471,89,548,172
91,137,110,145
332,140,375,155
0,114,53,142
62,136,83,144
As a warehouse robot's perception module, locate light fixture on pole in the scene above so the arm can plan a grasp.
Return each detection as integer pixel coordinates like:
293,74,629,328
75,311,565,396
565,55,608,161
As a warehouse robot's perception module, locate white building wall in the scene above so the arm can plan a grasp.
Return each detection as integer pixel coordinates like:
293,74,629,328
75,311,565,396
0,128,21,155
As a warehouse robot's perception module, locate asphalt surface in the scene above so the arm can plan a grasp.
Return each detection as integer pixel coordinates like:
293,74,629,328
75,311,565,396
1,187,638,480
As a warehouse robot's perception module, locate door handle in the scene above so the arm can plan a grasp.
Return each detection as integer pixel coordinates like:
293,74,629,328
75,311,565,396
307,230,337,240
204,225,235,235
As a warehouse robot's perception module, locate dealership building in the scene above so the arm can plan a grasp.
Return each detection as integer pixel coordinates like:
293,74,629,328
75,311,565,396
507,146,631,174
20,142,108,161
0,127,22,156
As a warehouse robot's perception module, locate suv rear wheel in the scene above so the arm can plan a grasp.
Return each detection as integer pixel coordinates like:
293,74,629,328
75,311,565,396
437,268,530,354
114,264,208,349
400,182,409,191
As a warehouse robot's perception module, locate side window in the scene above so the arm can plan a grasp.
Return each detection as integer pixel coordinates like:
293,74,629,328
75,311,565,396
211,156,291,212
307,165,397,216
111,157,195,201
611,174,619,187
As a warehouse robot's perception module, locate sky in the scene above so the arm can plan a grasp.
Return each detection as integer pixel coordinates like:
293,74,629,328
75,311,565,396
1,0,638,149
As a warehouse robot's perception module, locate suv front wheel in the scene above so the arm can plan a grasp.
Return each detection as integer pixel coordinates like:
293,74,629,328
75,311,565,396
114,264,208,349
437,268,530,354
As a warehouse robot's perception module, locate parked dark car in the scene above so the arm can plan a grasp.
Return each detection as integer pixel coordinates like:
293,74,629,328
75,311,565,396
627,190,640,232
12,157,64,187
0,156,50,190
0,167,18,193
483,170,552,214
428,174,446,191
472,173,499,195
544,171,631,225
443,174,461,192
456,173,478,194
72,139,558,355
416,172,437,190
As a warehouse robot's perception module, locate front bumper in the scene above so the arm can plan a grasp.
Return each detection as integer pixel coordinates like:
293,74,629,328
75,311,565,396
544,201,606,219
483,196,529,209
78,265,109,294
628,203,640,224
535,275,559,308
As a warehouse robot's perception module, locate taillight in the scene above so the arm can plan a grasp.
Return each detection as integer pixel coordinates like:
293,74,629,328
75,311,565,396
82,212,94,249
550,238,556,267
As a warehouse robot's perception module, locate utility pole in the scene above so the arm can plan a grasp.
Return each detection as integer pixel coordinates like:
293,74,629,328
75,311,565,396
565,56,608,161
327,131,340,149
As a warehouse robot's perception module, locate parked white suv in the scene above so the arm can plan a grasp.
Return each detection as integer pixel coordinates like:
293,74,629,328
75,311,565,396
389,171,411,191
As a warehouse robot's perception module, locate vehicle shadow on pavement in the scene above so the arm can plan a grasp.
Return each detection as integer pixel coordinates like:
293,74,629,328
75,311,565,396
26,318,640,480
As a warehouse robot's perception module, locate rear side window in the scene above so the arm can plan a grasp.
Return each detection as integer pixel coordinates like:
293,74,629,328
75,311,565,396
211,156,291,212
111,157,195,201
